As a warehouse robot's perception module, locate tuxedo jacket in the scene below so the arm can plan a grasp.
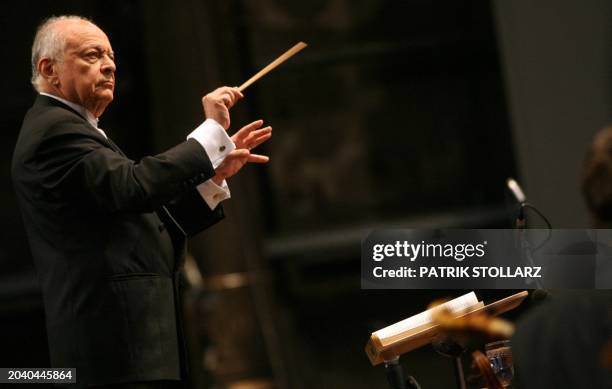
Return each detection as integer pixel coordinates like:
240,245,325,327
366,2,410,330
11,95,223,388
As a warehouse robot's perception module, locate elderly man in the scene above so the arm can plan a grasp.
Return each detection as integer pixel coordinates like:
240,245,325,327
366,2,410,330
11,15,272,389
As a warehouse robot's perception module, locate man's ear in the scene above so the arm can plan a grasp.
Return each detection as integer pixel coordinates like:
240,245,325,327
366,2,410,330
38,58,59,86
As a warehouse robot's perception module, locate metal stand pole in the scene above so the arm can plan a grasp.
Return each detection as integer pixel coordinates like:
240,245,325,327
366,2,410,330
453,356,467,389
384,357,408,389
383,357,422,389
432,334,468,389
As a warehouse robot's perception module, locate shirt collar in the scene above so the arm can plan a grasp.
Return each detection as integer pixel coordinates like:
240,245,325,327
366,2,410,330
39,92,106,138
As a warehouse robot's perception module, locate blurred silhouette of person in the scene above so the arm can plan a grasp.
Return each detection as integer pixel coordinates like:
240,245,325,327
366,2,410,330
512,291,611,388
583,126,612,228
510,127,612,389
582,126,612,287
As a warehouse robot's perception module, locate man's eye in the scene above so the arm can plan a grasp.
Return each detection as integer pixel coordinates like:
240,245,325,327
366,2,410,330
85,52,100,60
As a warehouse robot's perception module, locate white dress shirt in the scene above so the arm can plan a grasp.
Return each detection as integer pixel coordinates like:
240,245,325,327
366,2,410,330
40,92,107,138
187,119,235,209
40,92,233,210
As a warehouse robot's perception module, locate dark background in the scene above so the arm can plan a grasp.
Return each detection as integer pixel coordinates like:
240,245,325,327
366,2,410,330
1,0,611,388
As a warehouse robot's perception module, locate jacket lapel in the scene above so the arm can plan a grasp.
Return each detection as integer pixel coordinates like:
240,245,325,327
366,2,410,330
35,95,126,156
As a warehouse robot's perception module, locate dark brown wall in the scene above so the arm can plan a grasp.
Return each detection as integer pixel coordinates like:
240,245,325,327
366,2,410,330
1,1,521,388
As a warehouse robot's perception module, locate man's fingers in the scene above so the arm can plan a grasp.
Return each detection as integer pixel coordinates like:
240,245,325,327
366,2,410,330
248,126,272,139
218,86,242,97
247,154,269,163
230,87,244,101
242,126,272,145
247,132,272,150
215,148,268,181
235,120,264,140
228,149,250,158
214,87,244,108
220,94,232,107
243,120,265,133
203,86,243,129
223,87,244,106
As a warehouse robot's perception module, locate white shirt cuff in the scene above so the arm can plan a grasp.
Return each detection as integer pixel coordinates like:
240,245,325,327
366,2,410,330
196,179,231,210
187,118,235,168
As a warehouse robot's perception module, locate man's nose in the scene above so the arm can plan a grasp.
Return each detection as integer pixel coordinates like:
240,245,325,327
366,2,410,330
101,55,116,75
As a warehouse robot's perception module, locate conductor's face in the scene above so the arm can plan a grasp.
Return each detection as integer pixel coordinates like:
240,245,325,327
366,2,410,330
55,21,116,117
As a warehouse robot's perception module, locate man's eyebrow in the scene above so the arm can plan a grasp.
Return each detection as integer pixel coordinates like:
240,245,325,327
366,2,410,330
79,45,114,56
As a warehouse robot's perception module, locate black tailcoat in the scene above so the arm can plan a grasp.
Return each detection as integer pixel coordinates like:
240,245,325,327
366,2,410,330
11,95,223,387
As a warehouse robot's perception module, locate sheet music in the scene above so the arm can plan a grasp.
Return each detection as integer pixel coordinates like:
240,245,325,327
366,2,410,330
373,291,478,341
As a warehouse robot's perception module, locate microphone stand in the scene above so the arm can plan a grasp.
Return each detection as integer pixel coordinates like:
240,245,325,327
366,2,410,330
516,203,544,289
383,357,422,389
506,180,551,289
453,357,467,389
384,357,407,389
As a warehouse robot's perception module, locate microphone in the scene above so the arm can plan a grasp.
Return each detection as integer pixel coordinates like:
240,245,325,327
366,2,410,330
506,178,526,229
506,178,550,290
506,178,526,203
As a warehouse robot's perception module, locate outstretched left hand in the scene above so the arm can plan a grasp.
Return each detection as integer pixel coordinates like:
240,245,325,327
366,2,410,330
231,119,272,151
212,120,272,185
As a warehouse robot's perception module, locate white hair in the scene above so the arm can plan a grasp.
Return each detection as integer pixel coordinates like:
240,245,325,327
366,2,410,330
30,15,94,91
